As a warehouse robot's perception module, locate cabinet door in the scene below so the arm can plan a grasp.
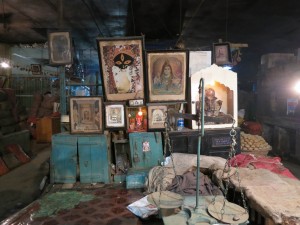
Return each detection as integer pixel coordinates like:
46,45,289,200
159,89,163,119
129,132,163,169
51,133,77,183
78,135,110,183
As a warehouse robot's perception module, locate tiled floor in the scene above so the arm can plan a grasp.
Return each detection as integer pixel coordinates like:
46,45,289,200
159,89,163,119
1,184,164,225
1,140,300,225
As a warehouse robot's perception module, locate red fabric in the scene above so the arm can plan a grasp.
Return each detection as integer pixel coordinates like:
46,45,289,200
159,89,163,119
241,121,262,135
5,144,31,163
229,153,298,180
0,157,10,176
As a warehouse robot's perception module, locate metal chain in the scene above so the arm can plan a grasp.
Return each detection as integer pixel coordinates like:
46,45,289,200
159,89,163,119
163,110,178,176
218,116,248,217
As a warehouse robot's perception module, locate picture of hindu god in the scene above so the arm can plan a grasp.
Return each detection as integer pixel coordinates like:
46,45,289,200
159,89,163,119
160,61,174,90
215,46,228,63
152,56,184,95
82,110,91,122
109,108,120,123
152,109,164,124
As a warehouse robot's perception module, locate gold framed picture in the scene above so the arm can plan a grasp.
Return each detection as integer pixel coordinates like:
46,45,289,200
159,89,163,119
146,50,187,102
147,104,168,131
97,36,145,101
69,96,103,134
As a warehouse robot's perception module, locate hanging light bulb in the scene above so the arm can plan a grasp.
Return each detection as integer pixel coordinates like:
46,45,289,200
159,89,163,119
0,58,10,68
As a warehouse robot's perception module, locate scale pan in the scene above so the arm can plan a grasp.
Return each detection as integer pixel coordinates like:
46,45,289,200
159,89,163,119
207,200,249,224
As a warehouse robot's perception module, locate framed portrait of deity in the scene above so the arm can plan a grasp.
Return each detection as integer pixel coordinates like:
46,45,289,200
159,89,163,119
213,42,232,66
147,104,168,131
104,102,126,130
96,36,145,101
69,96,103,134
146,50,187,102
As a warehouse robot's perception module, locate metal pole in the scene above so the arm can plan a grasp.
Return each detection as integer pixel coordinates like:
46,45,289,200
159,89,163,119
195,78,205,210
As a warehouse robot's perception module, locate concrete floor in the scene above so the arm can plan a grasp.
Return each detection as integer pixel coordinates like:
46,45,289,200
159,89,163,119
0,141,51,222
1,140,300,224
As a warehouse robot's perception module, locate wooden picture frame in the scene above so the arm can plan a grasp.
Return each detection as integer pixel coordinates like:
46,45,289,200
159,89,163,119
69,96,103,134
213,42,232,66
97,36,145,101
146,50,187,102
31,64,42,75
147,104,168,131
48,31,73,65
104,102,126,130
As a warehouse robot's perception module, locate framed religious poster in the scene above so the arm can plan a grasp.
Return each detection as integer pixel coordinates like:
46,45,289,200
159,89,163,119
147,104,168,131
104,102,126,130
48,31,73,65
146,50,187,102
213,42,232,66
97,36,145,101
69,96,103,134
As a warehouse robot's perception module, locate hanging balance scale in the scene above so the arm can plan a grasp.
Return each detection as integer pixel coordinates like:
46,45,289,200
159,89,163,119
153,78,249,225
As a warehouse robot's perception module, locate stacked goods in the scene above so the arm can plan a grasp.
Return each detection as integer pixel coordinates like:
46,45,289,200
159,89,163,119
240,132,272,156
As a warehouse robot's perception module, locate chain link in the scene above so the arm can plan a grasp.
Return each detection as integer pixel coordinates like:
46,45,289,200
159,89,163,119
216,116,248,217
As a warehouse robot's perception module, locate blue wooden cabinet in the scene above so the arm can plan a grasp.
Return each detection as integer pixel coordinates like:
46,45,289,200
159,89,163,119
129,132,163,169
51,133,77,184
50,133,110,184
78,135,109,183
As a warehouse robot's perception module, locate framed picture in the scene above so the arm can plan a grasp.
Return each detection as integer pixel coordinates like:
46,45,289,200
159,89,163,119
146,50,187,102
31,64,42,75
104,102,126,130
97,36,145,101
147,105,168,131
213,42,232,66
69,96,103,134
126,106,147,133
48,31,73,65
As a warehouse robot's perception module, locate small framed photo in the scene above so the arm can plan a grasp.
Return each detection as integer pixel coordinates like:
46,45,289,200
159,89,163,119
126,106,147,133
31,64,42,75
48,31,73,65
146,50,187,103
213,42,232,66
105,102,126,130
97,36,145,101
69,96,103,134
147,105,168,131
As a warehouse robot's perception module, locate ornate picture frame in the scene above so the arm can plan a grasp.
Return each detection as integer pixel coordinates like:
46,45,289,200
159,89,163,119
147,104,168,131
146,50,187,102
213,42,232,66
48,31,73,65
97,36,145,101
69,96,103,134
104,102,126,130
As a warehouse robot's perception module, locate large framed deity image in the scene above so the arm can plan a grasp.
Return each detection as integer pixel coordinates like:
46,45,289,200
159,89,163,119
69,96,103,134
146,50,187,103
96,36,145,101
